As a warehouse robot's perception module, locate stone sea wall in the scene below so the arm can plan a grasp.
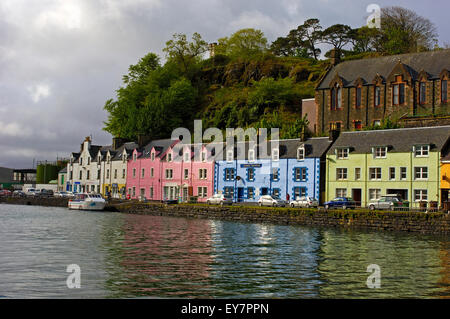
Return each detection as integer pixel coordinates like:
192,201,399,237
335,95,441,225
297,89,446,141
1,197,449,235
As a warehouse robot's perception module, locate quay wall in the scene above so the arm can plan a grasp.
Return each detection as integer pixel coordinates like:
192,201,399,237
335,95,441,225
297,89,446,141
1,197,449,235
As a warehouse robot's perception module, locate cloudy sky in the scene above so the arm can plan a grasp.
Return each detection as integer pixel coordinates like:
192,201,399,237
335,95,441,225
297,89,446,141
1,0,449,168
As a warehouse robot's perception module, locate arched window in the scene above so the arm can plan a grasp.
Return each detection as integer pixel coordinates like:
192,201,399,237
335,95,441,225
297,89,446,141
419,81,427,105
442,79,448,104
331,83,342,110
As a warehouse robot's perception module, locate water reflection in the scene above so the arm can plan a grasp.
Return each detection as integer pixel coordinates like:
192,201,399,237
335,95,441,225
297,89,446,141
0,204,449,298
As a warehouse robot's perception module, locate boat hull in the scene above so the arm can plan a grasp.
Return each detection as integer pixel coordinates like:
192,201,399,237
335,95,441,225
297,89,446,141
68,200,106,211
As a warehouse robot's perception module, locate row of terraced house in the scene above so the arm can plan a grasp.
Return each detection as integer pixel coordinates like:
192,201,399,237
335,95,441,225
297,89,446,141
63,125,450,208
63,49,450,208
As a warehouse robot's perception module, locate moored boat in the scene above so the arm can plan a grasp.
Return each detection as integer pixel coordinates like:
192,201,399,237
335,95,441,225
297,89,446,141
68,193,106,211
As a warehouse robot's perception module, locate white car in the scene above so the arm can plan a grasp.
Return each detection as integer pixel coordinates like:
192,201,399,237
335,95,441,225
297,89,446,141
25,188,37,196
206,194,233,206
289,196,319,208
258,195,286,207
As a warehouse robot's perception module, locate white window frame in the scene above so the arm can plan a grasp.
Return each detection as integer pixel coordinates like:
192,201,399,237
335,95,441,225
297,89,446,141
336,168,348,180
336,148,349,159
297,147,305,161
272,148,279,161
226,150,233,162
414,189,428,202
184,168,189,179
414,145,430,158
414,167,428,180
355,167,361,180
369,167,382,180
369,189,382,201
373,146,387,159
184,152,190,162
336,188,347,198
400,167,407,180
389,167,396,180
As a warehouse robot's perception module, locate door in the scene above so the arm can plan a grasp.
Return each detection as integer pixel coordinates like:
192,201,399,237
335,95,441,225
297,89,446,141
261,188,269,196
237,187,244,202
352,189,362,207
183,188,188,202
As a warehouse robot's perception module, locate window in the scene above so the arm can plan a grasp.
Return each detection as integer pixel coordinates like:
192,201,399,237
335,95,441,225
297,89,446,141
201,151,207,162
122,154,127,163
272,148,279,161
419,82,426,104
294,168,307,181
199,169,207,180
247,168,255,181
184,152,190,162
373,120,381,127
247,187,255,199
151,152,155,161
132,187,136,197
297,147,305,160
225,168,235,181
354,121,362,130
400,167,407,180
355,168,361,180
141,168,145,178
414,167,428,180
393,82,405,105
272,188,280,197
122,169,126,179
140,188,145,197
87,170,90,180
106,156,110,164
414,145,429,157
133,153,137,161
337,148,349,159
114,169,117,179
356,86,362,108
331,84,342,110
107,169,110,179
442,80,448,103
151,168,154,178
369,168,382,180
414,189,428,202
97,170,101,180
184,169,189,179
198,187,208,198
369,189,382,201
272,168,279,181
248,149,255,161
132,168,135,178
165,169,173,179
330,122,342,131
336,188,347,197
149,187,154,198
373,147,387,159
294,187,306,199
227,150,233,162
224,187,234,198
389,167,396,180
337,168,348,180
87,157,91,165
374,86,381,107
167,153,172,162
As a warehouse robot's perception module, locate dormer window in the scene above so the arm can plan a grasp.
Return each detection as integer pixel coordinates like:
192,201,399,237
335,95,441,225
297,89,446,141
133,153,137,161
98,155,101,163
87,157,90,165
272,148,279,161
151,152,155,161
248,149,255,162
414,145,429,157
107,155,110,164
442,79,448,103
184,152,190,162
297,146,305,161
226,150,233,162
123,153,127,163
373,146,387,159
80,158,83,165
167,153,172,162
201,151,207,162
336,148,349,159
419,81,427,105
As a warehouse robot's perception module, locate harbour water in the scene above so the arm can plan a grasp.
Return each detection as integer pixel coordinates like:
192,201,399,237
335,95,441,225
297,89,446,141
0,204,449,298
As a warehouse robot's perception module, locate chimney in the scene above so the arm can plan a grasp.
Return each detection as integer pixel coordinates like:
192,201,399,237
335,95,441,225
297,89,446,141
330,49,341,66
81,136,91,151
329,129,340,142
112,137,128,150
138,135,152,147
209,42,217,58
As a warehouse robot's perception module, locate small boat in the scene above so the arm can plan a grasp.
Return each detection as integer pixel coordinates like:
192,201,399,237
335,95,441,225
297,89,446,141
68,193,106,211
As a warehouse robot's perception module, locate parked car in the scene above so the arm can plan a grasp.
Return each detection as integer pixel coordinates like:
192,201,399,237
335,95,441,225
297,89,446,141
0,189,12,197
54,191,69,198
368,195,409,211
206,193,233,206
258,195,286,207
38,189,54,198
12,190,26,197
324,197,357,210
25,188,37,196
289,196,319,208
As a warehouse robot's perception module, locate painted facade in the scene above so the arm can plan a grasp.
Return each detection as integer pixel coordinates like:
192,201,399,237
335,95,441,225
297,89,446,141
215,138,332,203
326,126,450,208
441,150,450,205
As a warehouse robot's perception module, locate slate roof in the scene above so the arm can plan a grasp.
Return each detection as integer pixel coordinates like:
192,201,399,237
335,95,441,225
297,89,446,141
317,49,450,89
140,139,178,159
328,126,450,155
221,138,333,161
112,142,139,161
59,167,67,174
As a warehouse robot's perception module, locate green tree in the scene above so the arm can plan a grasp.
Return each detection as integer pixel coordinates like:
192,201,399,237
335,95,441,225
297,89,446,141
321,24,352,51
163,32,208,77
216,28,268,60
349,26,382,53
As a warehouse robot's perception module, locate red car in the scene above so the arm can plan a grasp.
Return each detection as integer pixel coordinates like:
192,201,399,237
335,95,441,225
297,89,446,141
0,189,12,197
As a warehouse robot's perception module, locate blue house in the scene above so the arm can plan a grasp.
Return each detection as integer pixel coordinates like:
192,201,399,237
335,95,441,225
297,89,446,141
215,138,333,204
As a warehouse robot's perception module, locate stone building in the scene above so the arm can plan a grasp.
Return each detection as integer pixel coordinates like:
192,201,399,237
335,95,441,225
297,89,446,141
315,49,450,134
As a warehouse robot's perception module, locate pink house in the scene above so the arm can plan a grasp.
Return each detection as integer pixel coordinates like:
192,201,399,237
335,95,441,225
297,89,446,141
127,140,224,202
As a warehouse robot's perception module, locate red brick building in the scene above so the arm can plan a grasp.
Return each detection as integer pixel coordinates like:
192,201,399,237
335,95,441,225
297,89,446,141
315,50,450,134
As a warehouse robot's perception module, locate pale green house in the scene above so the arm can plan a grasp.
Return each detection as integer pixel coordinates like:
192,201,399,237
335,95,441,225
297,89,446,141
326,126,450,208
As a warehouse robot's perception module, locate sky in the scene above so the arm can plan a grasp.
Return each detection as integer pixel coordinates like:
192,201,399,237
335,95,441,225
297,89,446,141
1,0,449,169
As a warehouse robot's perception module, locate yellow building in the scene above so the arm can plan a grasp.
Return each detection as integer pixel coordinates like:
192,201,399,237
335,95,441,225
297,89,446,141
441,152,450,207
